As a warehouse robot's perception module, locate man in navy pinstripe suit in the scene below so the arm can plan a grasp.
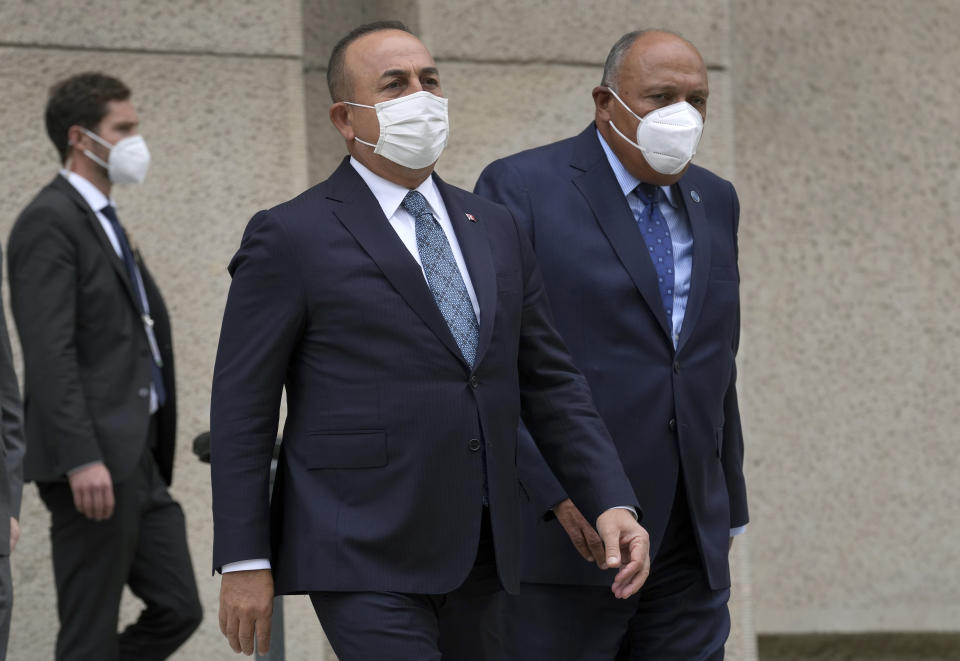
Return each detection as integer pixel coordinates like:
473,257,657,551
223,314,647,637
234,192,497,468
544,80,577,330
211,22,650,661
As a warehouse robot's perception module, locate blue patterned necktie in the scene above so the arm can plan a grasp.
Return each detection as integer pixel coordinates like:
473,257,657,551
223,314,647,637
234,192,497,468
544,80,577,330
401,190,480,368
100,205,167,407
633,183,674,322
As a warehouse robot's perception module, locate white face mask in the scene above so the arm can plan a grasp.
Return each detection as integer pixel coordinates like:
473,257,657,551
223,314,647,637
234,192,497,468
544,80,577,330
344,91,449,170
605,88,703,175
82,129,151,184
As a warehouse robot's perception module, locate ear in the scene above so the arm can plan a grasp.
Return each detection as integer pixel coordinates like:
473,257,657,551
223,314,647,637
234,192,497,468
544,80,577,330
592,86,614,123
329,102,355,141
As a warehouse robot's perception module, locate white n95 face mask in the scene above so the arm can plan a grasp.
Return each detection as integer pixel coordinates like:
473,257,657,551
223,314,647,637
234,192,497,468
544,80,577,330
82,129,151,184
606,88,703,175
345,91,449,169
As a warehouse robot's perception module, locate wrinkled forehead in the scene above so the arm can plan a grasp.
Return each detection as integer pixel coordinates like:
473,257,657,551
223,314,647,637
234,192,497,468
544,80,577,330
344,30,436,85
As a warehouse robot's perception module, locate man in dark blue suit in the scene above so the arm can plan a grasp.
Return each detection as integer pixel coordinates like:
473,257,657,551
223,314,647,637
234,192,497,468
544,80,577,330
475,29,748,661
211,22,651,661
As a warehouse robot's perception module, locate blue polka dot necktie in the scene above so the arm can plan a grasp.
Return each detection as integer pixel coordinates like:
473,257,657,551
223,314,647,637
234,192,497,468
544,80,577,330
401,190,479,368
633,183,674,321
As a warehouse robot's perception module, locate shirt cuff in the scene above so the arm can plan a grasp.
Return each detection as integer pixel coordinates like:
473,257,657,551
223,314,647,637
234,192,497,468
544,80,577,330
66,460,104,476
730,525,747,537
611,505,638,520
222,559,271,573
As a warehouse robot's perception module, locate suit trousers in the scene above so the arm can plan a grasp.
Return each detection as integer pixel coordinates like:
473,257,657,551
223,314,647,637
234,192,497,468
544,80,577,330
310,507,503,661
503,480,731,661
37,418,202,661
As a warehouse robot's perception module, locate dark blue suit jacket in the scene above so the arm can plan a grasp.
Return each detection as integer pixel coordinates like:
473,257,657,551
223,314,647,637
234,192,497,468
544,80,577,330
475,125,748,590
210,157,637,595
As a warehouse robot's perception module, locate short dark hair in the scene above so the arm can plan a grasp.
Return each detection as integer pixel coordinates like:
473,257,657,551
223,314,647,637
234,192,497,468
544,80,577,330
45,72,131,163
327,21,412,102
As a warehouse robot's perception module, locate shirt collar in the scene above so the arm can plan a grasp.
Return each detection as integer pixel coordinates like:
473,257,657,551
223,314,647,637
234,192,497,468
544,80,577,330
349,157,445,219
59,169,115,214
595,131,678,209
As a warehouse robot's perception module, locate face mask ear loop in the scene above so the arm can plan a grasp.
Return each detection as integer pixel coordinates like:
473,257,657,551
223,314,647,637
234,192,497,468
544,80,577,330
80,128,112,170
341,101,379,149
604,87,646,151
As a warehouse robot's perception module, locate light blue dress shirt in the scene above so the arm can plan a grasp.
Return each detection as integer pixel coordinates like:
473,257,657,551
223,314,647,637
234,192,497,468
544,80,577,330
596,133,693,348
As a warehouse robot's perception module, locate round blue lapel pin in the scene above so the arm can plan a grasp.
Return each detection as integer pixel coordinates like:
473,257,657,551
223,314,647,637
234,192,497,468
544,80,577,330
690,190,701,203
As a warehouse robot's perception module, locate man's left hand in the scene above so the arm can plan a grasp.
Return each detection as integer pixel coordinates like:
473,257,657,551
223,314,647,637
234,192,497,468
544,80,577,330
596,508,650,599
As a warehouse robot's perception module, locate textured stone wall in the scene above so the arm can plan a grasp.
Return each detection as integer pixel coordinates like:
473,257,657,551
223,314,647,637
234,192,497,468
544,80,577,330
731,0,960,640
0,1,328,658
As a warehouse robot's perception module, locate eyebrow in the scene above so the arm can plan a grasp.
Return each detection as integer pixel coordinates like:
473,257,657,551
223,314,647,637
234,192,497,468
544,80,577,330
379,66,440,80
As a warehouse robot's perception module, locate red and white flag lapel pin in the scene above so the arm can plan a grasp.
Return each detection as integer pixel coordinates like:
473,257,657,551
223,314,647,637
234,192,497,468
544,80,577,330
465,212,477,223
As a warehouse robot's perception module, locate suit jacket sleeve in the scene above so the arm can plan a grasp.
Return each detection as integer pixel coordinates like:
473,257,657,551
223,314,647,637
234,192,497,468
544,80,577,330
509,202,638,525
722,183,749,528
8,204,101,474
210,210,306,570
476,159,570,517
0,251,25,519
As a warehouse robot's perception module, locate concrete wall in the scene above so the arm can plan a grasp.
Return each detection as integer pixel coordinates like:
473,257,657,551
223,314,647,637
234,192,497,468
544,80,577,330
731,0,960,641
0,1,334,659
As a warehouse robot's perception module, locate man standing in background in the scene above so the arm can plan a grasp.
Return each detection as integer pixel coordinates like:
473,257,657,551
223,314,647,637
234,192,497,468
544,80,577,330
0,248,25,661
7,72,201,661
476,30,748,660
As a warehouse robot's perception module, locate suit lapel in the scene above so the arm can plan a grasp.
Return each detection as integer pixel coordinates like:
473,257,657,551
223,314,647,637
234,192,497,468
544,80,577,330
434,174,496,368
570,129,673,341
675,176,712,351
328,160,468,368
51,176,141,310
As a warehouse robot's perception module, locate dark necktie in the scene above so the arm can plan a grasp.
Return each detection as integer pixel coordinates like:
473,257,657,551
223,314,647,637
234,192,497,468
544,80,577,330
100,205,167,408
633,183,675,321
401,190,480,369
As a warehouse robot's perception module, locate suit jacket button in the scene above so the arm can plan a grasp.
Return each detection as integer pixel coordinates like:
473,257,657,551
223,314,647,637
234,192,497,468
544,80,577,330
468,438,481,452
673,361,681,374
668,418,677,433
138,387,149,398
470,376,479,389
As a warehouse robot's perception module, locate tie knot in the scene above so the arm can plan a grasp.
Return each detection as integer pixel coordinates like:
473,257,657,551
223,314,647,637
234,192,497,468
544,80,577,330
401,190,430,219
635,183,664,205
100,204,120,225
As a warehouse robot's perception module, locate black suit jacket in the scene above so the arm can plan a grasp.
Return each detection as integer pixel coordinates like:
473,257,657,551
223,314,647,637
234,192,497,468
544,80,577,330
8,175,177,486
475,125,748,590
210,158,637,595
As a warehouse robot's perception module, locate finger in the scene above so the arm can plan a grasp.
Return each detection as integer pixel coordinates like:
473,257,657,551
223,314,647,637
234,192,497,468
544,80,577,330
256,612,272,655
600,529,621,569
570,531,593,561
585,530,606,566
91,487,105,521
76,486,94,519
612,557,650,599
224,612,242,654
218,599,228,636
238,613,256,656
103,485,116,520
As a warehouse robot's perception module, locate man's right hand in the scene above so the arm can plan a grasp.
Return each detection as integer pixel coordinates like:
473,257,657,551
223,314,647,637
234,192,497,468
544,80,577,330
220,568,274,656
553,498,607,567
67,462,114,520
